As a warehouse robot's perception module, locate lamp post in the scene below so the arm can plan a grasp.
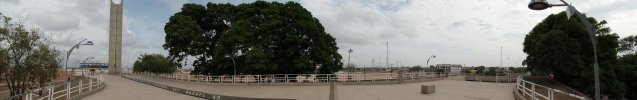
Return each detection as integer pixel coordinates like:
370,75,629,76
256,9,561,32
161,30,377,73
65,39,93,79
426,55,436,69
347,48,353,73
81,57,94,76
225,55,236,76
528,0,601,99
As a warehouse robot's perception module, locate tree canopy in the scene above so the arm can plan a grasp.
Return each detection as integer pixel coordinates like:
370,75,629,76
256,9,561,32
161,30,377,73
133,54,177,73
619,35,637,54
522,12,626,98
163,1,342,75
0,15,61,96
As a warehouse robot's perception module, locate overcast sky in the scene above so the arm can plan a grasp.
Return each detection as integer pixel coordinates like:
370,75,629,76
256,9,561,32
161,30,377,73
0,0,635,69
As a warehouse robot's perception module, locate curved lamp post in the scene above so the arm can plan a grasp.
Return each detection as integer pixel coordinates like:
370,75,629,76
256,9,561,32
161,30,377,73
65,39,93,76
81,57,94,76
528,0,600,99
426,55,436,70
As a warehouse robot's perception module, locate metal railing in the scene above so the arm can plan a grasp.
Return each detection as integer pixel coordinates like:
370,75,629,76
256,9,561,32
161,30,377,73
121,75,294,100
515,75,587,100
4,74,105,100
129,71,453,84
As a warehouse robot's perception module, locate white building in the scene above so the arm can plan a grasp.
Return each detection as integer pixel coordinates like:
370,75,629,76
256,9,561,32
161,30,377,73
436,64,462,75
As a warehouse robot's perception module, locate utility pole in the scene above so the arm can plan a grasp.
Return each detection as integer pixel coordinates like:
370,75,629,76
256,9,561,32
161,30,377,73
500,46,503,67
386,42,389,69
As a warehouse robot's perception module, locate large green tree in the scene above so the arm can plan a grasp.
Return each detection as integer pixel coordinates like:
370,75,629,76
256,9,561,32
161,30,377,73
0,14,61,96
164,1,342,75
522,12,625,98
133,54,177,73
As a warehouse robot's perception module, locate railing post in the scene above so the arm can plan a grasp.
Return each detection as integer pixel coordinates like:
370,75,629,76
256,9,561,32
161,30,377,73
532,83,536,100
89,78,93,91
66,81,71,100
285,75,289,83
549,89,554,100
26,91,32,100
79,79,83,94
357,74,361,83
386,73,389,81
49,85,54,100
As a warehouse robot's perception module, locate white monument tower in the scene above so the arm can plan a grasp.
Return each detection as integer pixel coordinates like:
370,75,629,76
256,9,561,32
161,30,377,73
108,0,123,74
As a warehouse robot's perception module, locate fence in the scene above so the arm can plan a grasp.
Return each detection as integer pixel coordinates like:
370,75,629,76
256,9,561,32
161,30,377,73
129,71,453,84
4,74,105,100
515,75,587,100
121,75,294,100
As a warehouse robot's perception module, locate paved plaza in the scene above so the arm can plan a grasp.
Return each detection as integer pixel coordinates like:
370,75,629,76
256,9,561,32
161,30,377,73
129,75,515,100
83,75,202,100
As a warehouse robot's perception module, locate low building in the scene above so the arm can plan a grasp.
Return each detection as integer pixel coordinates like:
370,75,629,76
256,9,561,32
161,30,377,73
80,63,109,75
435,64,463,75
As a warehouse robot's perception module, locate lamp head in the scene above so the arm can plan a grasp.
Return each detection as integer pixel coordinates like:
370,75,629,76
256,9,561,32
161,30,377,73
83,41,94,45
528,0,550,10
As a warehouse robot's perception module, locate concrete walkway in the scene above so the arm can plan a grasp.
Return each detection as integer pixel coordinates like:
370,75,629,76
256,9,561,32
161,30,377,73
83,75,202,100
130,75,515,100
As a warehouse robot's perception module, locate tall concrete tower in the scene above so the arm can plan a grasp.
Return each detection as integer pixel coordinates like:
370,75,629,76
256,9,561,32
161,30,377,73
108,0,123,74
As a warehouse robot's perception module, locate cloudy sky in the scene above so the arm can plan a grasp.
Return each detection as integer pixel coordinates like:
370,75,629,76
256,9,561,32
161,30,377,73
0,0,635,69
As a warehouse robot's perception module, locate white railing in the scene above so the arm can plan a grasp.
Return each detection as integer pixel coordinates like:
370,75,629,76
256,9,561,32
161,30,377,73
4,74,105,100
515,75,587,100
129,71,452,84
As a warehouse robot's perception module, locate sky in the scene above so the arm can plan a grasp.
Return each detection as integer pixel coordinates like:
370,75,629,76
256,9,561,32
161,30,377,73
0,0,635,69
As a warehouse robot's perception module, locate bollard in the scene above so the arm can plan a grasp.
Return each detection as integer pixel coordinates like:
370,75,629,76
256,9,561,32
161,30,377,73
329,81,336,100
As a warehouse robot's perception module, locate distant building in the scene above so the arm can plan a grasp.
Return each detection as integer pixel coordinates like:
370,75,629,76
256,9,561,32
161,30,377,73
80,63,109,73
436,64,462,74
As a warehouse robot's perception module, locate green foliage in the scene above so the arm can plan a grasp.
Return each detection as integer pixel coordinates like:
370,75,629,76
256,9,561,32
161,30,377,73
133,54,177,73
619,54,637,99
408,65,423,72
164,1,342,75
476,66,485,74
619,35,637,54
486,67,497,76
0,15,60,96
522,12,625,98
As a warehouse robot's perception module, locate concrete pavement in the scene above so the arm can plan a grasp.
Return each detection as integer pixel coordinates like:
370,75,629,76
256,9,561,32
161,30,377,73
83,75,202,100
130,75,515,100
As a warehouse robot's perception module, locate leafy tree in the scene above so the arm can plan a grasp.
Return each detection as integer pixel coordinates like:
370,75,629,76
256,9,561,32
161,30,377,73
486,67,497,76
619,54,637,99
133,54,177,73
619,35,637,54
522,12,625,98
0,15,60,96
476,66,486,74
408,65,423,72
164,1,342,75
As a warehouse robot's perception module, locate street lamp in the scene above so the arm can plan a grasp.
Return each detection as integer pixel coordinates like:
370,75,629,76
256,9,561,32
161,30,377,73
347,48,353,73
225,55,236,76
528,0,601,99
426,55,436,67
65,39,93,78
81,57,94,76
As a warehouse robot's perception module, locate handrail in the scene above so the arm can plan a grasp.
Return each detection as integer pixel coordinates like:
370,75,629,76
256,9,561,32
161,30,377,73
3,74,106,100
130,71,451,85
515,75,587,100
